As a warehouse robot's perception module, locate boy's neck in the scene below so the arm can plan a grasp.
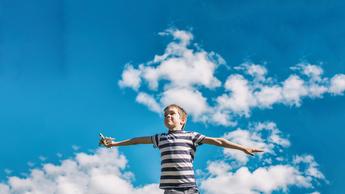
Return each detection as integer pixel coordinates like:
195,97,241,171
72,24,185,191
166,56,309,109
168,126,183,132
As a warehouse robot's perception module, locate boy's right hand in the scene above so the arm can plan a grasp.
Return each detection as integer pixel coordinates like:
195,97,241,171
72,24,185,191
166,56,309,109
99,133,115,148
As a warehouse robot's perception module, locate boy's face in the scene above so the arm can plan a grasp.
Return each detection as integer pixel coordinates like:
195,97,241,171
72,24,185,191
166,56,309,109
164,107,186,130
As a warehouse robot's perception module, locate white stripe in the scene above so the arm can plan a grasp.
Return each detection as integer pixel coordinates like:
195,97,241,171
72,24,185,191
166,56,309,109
159,139,193,145
161,154,191,160
161,170,195,176
160,178,195,184
162,133,192,137
161,162,193,168
152,135,161,147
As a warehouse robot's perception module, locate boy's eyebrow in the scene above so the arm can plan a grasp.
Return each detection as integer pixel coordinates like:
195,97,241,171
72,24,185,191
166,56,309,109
164,110,176,116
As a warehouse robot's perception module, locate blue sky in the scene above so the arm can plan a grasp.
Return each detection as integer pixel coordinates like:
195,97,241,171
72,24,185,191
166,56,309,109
1,1,345,193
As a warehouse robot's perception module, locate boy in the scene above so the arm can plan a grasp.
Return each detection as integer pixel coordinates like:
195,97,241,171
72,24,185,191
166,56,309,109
100,104,263,194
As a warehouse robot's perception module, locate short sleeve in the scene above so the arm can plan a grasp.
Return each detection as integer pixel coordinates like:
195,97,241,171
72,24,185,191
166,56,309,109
150,134,160,148
191,132,206,147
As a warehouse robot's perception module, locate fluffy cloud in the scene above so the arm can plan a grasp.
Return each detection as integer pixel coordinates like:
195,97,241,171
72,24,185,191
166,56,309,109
199,122,325,194
119,64,142,91
220,74,256,116
329,74,345,95
118,29,345,126
136,92,161,113
0,149,160,194
293,155,325,180
200,164,317,194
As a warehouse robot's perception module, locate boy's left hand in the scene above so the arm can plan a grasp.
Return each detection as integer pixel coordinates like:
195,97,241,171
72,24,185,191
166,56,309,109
243,147,264,156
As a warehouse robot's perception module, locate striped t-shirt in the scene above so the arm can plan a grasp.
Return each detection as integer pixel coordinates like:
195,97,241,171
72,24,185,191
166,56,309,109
151,130,205,189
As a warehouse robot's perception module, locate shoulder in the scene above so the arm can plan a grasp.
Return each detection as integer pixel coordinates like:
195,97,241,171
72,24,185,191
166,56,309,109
181,130,196,136
185,130,204,136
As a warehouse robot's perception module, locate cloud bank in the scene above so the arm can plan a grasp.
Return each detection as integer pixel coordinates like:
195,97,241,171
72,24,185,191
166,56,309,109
119,29,345,126
199,122,326,194
0,149,160,194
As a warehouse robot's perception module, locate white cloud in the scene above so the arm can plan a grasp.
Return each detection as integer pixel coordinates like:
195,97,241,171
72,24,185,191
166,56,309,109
118,28,345,127
200,122,325,194
136,92,161,113
210,110,236,126
235,63,268,82
0,149,160,194
158,28,193,47
220,74,256,116
293,155,325,180
119,64,142,91
201,165,312,194
282,75,308,106
291,64,324,81
207,161,232,177
329,74,345,95
255,86,283,108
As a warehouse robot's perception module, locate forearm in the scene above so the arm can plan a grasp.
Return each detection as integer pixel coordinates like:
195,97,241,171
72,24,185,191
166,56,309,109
218,138,246,151
110,139,136,147
202,137,263,156
109,136,152,147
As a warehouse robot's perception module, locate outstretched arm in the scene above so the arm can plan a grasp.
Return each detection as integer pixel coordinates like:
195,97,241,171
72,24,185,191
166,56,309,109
100,136,152,148
201,137,263,156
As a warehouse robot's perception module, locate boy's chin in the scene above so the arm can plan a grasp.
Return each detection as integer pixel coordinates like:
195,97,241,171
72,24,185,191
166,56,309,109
167,127,182,131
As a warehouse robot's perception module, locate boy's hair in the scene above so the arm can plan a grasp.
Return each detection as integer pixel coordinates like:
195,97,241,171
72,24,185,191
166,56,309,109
164,104,188,129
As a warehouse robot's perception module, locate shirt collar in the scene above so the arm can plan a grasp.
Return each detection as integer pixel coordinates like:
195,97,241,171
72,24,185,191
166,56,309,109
168,130,185,134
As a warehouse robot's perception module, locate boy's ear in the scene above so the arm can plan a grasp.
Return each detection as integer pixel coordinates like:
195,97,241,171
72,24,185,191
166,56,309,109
180,116,187,125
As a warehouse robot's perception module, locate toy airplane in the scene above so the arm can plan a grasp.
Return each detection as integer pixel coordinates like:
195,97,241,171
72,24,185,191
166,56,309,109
99,133,106,146
99,133,114,147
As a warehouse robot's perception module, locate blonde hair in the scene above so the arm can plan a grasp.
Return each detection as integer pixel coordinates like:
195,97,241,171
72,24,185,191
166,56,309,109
164,104,188,129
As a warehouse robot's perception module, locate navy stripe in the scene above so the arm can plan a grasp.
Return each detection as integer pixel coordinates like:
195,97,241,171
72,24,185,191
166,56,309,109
161,150,194,160
192,134,201,142
161,158,192,164
155,135,159,147
160,175,195,179
159,142,195,150
161,167,194,171
161,150,191,156
160,183,196,188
